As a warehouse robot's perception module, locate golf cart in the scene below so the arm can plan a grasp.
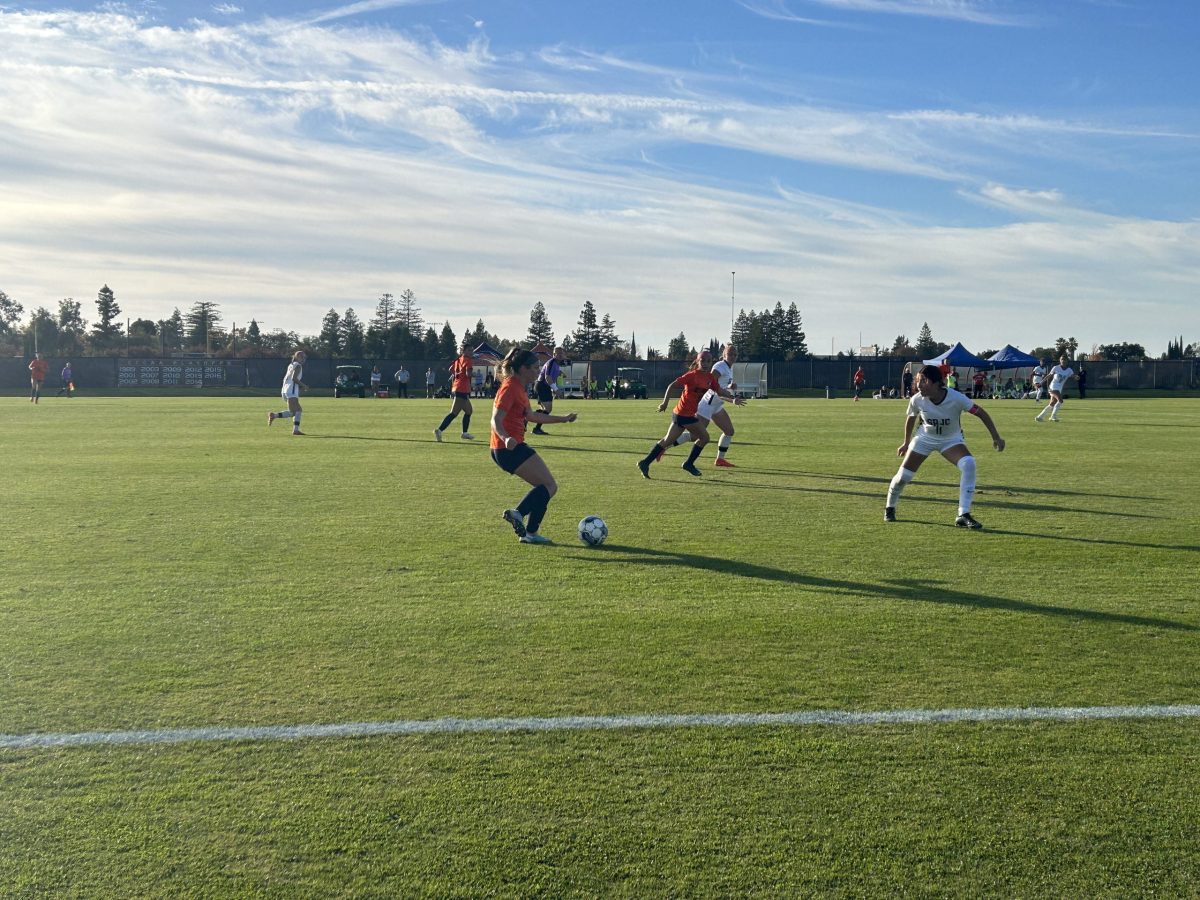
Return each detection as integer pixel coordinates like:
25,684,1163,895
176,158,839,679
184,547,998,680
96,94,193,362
614,367,647,399
333,365,367,398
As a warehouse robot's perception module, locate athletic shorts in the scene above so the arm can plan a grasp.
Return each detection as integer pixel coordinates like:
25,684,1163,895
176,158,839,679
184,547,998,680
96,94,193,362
281,387,299,401
452,391,471,400
672,413,700,428
535,382,554,404
909,430,966,457
695,390,725,421
491,443,537,474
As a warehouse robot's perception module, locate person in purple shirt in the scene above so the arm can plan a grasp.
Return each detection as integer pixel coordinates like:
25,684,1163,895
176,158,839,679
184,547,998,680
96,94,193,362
532,346,568,436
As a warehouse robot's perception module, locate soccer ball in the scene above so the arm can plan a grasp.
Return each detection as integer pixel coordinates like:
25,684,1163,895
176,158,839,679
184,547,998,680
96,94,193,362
578,515,608,546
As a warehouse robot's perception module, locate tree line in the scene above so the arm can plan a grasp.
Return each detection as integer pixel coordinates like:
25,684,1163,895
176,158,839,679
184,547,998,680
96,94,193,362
1,286,1191,362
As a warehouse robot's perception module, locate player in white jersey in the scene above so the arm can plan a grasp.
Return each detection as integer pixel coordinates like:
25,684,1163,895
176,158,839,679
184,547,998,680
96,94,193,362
1031,361,1048,401
1035,356,1076,422
884,364,1005,529
268,350,308,435
674,344,743,466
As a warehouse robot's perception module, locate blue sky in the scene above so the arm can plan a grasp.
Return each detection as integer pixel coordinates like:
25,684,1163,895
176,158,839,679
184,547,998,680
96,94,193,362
1,0,1197,356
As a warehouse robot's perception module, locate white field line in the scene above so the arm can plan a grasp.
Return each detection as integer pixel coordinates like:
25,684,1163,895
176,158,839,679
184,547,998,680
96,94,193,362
2,704,1199,751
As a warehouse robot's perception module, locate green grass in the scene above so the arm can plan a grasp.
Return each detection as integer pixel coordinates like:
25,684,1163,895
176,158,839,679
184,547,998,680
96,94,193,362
2,395,1198,895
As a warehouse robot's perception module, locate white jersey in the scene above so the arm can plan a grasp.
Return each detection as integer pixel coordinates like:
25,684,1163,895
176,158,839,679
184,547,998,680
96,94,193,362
282,362,303,394
698,360,735,418
1032,366,1046,386
907,388,975,439
1049,365,1074,392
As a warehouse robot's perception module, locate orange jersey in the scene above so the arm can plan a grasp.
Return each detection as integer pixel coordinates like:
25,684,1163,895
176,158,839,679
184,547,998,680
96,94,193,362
673,369,719,417
491,377,530,449
29,359,49,381
450,355,473,393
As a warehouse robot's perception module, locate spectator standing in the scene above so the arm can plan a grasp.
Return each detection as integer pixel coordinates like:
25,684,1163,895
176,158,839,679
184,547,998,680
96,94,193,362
852,366,865,402
370,365,382,397
28,352,49,404
901,362,914,399
972,370,986,399
57,361,74,397
425,367,436,398
394,365,410,398
1077,367,1087,399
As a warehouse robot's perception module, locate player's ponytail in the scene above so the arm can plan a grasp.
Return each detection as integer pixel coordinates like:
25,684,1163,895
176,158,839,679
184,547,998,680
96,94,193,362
501,347,538,378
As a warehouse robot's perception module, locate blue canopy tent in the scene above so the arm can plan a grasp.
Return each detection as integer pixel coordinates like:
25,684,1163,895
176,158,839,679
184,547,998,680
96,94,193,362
922,342,991,369
986,345,1040,369
472,341,503,365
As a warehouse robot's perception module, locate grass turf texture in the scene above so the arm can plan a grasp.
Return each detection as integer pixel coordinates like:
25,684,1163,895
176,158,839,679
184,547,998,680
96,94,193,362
2,395,1198,894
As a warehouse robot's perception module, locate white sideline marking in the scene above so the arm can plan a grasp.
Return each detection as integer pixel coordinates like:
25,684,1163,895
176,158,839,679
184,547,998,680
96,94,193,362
3,704,1198,751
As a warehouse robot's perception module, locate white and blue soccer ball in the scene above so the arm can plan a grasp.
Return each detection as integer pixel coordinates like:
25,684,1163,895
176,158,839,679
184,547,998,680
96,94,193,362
578,515,608,546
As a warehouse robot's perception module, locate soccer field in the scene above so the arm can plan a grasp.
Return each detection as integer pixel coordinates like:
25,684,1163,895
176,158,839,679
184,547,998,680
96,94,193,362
2,395,1198,895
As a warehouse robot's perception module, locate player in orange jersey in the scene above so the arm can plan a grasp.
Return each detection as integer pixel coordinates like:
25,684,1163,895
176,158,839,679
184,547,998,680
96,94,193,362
434,340,477,441
28,352,50,403
637,349,743,478
491,347,579,544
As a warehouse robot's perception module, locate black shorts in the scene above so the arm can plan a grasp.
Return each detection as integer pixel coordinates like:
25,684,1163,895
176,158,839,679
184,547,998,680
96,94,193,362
672,413,700,428
491,443,537,474
452,391,471,401
535,382,554,404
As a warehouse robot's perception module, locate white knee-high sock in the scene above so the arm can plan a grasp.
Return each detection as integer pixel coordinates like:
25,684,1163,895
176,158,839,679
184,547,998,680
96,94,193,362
887,467,915,508
1038,402,1054,419
956,455,976,515
717,433,732,457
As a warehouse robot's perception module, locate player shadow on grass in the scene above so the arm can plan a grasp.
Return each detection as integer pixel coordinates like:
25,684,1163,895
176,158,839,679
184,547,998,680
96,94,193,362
680,477,1161,520
575,545,1197,631
914,522,1200,554
739,468,1162,502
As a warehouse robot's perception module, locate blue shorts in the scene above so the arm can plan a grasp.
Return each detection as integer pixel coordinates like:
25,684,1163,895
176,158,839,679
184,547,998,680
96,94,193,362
491,443,537,474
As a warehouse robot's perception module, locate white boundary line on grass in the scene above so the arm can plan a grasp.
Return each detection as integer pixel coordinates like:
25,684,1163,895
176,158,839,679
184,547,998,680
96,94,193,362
3,704,1199,750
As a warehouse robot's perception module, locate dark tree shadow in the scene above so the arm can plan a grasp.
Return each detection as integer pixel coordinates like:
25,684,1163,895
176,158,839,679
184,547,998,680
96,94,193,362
565,545,1196,631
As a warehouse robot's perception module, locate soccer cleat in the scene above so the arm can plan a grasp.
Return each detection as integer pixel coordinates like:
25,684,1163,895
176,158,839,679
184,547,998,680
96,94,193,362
714,458,735,468
461,432,475,440
433,428,443,442
682,463,702,477
1050,416,1060,422
532,426,546,435
637,459,651,479
1034,415,1045,422
955,513,982,529
519,532,552,545
884,507,896,523
292,430,305,436
268,412,275,427
503,508,527,538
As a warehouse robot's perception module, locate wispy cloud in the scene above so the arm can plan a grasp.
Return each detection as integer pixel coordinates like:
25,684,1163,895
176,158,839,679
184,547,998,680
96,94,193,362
739,0,1025,26
0,8,1194,352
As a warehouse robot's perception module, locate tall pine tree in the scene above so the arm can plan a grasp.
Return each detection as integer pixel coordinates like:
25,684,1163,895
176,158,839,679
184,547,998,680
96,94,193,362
527,301,554,346
91,284,123,349
319,309,341,356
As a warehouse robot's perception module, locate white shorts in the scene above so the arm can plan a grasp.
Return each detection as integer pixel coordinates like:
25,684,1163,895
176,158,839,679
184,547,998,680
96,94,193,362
696,390,725,420
909,430,966,457
282,387,299,402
